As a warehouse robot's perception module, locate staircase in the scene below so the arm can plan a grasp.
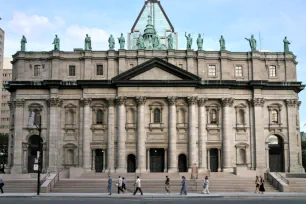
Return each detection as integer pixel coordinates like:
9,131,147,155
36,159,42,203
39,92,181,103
287,178,306,192
2,179,37,193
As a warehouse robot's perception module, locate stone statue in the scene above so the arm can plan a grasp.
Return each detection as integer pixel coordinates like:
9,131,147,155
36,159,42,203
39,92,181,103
219,35,226,51
152,34,160,49
185,32,193,49
118,33,125,49
52,35,60,51
21,35,27,51
108,34,115,50
84,34,92,51
196,34,203,51
283,36,291,53
28,111,35,127
148,15,152,25
167,33,174,49
137,34,145,49
245,34,257,51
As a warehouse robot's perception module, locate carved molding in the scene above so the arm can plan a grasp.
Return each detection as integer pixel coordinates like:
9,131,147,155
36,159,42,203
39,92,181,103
80,98,92,107
297,101,301,110
251,98,265,107
8,101,14,109
221,97,235,107
285,99,298,107
198,97,208,107
136,96,147,106
16,99,25,107
106,98,115,107
47,97,63,107
187,96,198,106
115,96,127,106
167,96,178,106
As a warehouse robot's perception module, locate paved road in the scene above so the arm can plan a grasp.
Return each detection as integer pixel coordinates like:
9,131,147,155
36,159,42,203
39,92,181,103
1,198,306,204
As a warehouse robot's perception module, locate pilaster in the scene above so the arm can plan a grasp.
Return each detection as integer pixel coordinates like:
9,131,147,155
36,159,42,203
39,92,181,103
81,97,92,171
187,96,198,171
106,98,115,172
136,96,146,173
167,96,178,173
198,98,208,173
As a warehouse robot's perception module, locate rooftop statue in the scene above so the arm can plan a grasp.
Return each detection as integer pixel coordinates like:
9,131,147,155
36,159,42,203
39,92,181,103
148,15,153,25
167,33,174,50
197,34,203,51
108,34,115,50
21,35,27,51
153,34,160,49
118,33,125,49
137,34,145,49
185,32,193,50
245,34,256,51
52,35,60,51
219,35,226,51
283,36,291,53
84,34,92,51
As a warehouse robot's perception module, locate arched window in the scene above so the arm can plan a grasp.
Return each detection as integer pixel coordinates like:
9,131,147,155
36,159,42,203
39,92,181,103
271,110,278,124
33,111,41,126
153,108,161,123
210,109,217,124
96,110,104,124
269,65,276,77
239,109,245,124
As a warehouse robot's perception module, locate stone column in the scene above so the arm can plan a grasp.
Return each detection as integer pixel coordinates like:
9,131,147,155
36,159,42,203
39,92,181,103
116,96,127,173
286,99,300,172
265,146,269,171
47,97,62,172
106,98,115,172
198,98,207,172
251,98,265,171
167,96,178,173
81,98,92,171
11,99,25,174
284,143,289,172
22,143,28,173
164,148,168,172
218,148,222,172
136,96,146,173
221,97,235,172
42,142,48,173
187,96,198,172
92,149,95,171
103,150,106,172
207,149,211,171
147,148,150,172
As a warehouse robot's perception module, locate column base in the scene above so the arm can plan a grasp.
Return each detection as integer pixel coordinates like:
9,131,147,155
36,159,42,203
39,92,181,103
105,168,115,173
168,167,178,173
116,168,127,173
218,168,222,172
11,165,23,174
222,167,234,173
136,168,146,173
164,169,168,173
198,168,208,173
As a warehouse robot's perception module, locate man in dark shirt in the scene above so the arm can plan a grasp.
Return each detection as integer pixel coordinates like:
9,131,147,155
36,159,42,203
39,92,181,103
165,175,170,194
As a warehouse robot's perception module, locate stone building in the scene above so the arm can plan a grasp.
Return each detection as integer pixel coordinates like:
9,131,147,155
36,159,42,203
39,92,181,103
5,0,305,175
0,28,5,117
0,65,12,134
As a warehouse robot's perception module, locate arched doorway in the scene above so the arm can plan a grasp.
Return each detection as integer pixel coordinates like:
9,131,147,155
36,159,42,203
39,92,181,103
210,148,218,172
127,154,136,173
178,154,187,172
28,135,43,173
268,135,284,172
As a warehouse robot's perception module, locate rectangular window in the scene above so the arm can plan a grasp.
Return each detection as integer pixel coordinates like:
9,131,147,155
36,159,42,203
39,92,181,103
235,66,243,77
34,65,40,76
208,65,216,77
68,65,76,76
269,65,276,77
96,65,103,76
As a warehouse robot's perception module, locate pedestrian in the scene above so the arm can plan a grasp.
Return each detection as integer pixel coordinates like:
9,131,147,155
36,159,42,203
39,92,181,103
133,176,143,195
165,175,170,194
117,176,124,194
259,176,265,194
180,176,187,195
202,176,210,194
254,176,260,193
122,177,126,192
107,175,112,195
0,177,4,194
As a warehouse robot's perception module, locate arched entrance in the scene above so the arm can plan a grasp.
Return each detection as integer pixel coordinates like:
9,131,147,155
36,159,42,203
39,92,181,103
268,135,284,172
127,154,136,173
28,135,43,173
178,154,187,172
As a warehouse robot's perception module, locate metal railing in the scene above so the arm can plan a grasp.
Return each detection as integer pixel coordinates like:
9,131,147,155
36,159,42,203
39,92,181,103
40,172,51,185
275,172,289,184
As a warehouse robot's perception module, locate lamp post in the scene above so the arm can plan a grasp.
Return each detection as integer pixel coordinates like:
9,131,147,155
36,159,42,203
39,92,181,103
34,114,42,195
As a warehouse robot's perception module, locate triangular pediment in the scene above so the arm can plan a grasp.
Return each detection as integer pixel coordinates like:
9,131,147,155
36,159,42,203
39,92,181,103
112,58,201,82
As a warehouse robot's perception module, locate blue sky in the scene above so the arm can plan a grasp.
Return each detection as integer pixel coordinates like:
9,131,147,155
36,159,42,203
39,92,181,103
0,0,306,129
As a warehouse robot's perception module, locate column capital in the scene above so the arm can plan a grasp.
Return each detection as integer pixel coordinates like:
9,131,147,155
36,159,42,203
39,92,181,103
136,96,147,106
115,96,127,106
47,97,63,107
187,96,198,106
285,99,298,107
221,97,235,107
251,98,265,107
167,96,178,106
106,98,115,107
15,98,25,107
198,97,208,107
8,101,14,109
80,98,92,107
297,101,302,110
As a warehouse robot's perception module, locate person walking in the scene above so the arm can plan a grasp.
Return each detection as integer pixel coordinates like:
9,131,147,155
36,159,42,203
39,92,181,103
133,176,143,195
107,175,112,195
180,176,187,195
202,176,210,194
165,175,170,194
259,176,265,194
122,177,126,192
0,177,3,193
117,176,124,194
254,176,260,193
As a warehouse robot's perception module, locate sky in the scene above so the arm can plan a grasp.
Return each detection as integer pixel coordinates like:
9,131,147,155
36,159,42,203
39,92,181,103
0,0,305,129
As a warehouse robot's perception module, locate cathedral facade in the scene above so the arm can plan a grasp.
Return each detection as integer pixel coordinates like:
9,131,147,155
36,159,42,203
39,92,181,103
5,0,305,175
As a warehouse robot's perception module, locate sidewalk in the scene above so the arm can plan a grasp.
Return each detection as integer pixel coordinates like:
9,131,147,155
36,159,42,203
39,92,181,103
1,192,306,199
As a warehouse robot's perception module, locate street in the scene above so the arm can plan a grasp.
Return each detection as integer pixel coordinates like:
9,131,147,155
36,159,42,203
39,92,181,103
1,198,306,204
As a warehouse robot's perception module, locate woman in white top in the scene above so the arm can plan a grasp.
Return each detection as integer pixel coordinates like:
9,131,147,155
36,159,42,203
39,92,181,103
203,176,210,194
